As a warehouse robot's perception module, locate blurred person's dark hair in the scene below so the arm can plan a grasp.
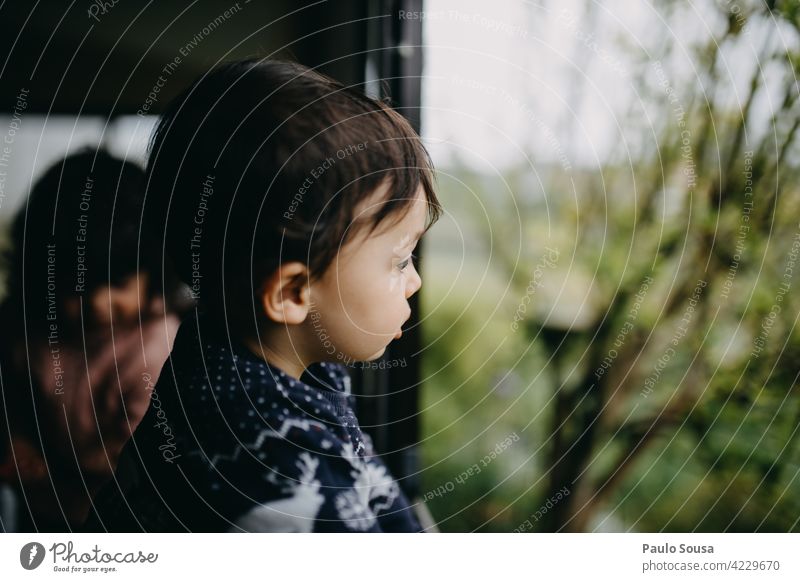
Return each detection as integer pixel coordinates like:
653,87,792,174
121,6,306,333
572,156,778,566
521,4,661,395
0,147,184,338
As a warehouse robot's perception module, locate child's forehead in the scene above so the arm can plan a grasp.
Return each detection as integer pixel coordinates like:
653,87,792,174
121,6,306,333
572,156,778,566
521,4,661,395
349,182,426,231
334,194,426,264
364,191,427,243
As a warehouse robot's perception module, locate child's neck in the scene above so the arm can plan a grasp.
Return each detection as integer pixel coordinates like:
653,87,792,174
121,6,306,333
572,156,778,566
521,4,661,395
241,336,307,381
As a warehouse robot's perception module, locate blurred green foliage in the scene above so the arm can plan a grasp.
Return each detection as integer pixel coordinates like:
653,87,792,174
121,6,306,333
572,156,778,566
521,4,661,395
420,0,800,532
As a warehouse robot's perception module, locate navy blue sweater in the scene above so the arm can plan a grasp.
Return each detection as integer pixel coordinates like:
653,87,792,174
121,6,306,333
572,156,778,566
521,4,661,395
85,315,422,532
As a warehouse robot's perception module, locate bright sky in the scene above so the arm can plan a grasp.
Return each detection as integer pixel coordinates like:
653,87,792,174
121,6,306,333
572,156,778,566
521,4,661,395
420,0,779,171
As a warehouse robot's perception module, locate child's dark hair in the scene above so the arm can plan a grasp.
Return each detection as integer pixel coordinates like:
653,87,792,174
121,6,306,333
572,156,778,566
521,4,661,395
146,58,441,336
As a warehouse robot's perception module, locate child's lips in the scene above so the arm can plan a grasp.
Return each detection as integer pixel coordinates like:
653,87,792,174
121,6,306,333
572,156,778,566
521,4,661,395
395,315,410,339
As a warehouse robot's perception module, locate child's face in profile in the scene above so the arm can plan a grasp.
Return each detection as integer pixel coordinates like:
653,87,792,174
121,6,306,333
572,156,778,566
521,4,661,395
308,184,428,363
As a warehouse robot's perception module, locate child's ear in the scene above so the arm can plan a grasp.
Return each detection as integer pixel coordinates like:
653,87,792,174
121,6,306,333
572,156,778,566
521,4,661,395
259,262,311,325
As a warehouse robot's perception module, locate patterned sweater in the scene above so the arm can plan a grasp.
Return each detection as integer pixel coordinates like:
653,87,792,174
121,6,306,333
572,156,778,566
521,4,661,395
84,315,422,532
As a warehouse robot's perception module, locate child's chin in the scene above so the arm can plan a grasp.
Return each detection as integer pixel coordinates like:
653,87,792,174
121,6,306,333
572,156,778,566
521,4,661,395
363,345,388,361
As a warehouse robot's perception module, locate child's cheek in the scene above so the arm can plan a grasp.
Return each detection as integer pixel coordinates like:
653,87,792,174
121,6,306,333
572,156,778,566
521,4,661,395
388,270,404,293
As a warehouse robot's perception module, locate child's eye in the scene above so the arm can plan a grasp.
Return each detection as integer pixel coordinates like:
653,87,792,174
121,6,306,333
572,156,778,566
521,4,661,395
397,253,416,271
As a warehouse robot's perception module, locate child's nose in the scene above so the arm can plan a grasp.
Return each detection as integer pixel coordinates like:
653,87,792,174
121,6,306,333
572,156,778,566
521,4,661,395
405,267,422,298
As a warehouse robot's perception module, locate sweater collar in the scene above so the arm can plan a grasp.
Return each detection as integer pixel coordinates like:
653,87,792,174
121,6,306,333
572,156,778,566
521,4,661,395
179,312,352,403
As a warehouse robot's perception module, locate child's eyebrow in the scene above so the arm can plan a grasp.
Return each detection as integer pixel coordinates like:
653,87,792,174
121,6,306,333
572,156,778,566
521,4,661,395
394,231,424,253
394,225,429,250
405,230,427,247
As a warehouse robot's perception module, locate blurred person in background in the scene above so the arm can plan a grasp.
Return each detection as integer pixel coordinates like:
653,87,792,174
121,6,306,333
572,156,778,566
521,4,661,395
0,149,189,531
